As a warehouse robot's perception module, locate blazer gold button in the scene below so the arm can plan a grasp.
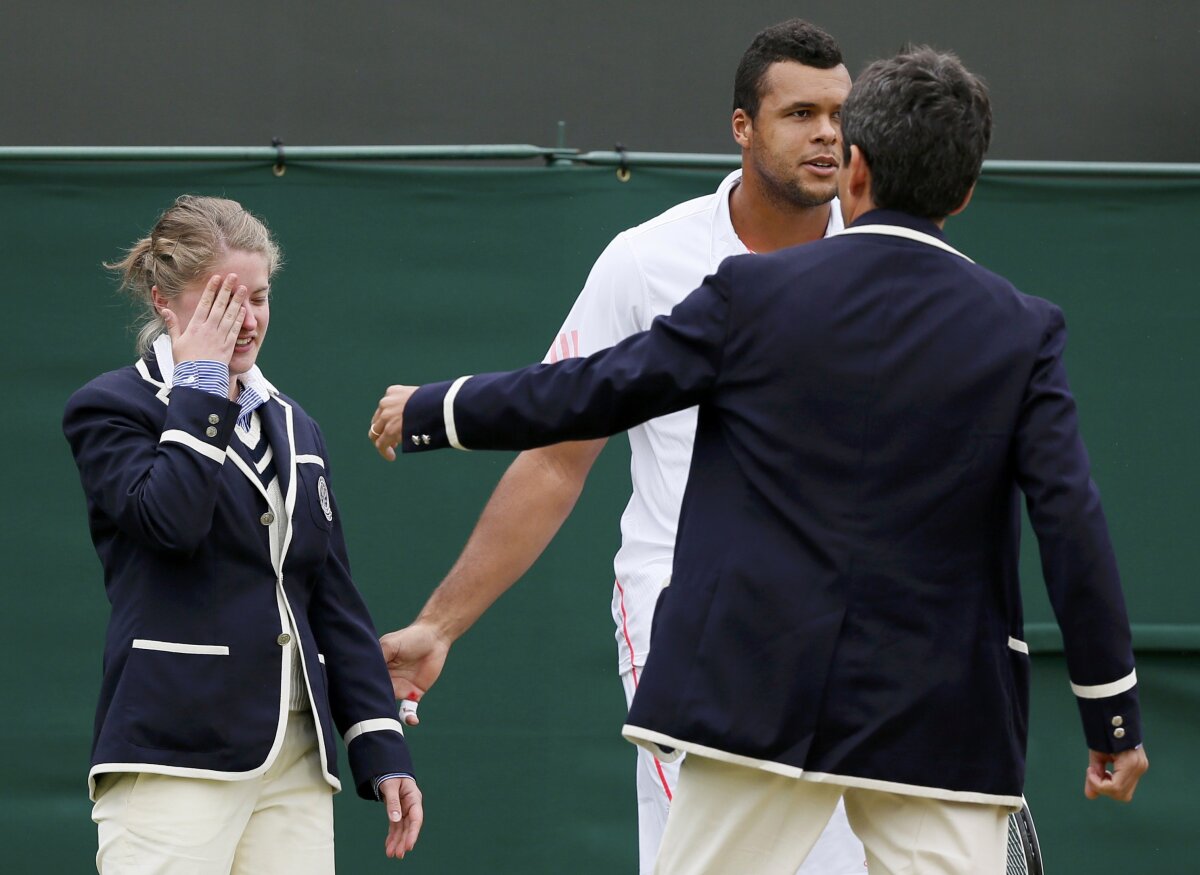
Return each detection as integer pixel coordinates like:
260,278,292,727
260,511,275,525
277,633,291,646
1111,715,1123,727
208,413,220,424
1113,727,1126,738
205,426,218,438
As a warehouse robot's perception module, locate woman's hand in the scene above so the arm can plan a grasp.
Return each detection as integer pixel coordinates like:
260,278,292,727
163,273,248,366
381,776,424,859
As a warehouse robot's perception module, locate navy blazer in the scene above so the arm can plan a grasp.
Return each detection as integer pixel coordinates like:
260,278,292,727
401,210,1140,806
65,353,411,800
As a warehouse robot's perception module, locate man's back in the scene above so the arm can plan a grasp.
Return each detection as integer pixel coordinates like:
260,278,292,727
680,211,1042,586
627,210,1124,803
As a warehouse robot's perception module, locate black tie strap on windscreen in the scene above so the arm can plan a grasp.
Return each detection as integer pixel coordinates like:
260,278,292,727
615,142,630,182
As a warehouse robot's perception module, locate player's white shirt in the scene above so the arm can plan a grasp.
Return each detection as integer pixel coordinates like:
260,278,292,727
545,170,845,674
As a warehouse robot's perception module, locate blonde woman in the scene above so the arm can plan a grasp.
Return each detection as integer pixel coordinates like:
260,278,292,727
64,195,421,873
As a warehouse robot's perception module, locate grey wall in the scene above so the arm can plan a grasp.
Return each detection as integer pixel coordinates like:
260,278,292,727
4,0,1198,161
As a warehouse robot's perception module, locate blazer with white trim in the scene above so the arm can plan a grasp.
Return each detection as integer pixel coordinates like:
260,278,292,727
399,209,1140,805
64,354,412,800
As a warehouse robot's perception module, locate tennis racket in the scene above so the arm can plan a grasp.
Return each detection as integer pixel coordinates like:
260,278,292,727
1005,801,1044,875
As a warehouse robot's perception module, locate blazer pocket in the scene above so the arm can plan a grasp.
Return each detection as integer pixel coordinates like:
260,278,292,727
1005,636,1031,742
297,457,335,532
1006,636,1029,655
131,638,229,656
123,640,232,752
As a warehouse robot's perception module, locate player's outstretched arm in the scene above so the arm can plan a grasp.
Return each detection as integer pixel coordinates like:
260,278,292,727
381,437,606,718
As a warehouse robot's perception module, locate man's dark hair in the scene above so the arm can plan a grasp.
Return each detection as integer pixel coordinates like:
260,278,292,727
841,46,992,220
733,19,843,118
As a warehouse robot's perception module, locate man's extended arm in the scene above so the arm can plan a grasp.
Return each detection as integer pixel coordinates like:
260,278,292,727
380,438,606,714
371,263,734,719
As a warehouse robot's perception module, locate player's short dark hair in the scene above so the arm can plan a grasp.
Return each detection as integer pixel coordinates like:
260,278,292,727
733,19,844,118
841,46,992,220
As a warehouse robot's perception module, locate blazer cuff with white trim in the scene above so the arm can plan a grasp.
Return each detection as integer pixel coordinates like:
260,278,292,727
159,386,241,462
344,718,414,800
400,380,460,453
1075,680,1142,753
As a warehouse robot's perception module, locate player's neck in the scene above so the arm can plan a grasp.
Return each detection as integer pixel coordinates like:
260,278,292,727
729,176,831,254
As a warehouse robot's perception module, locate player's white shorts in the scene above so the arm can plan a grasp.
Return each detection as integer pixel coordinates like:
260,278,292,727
621,669,866,875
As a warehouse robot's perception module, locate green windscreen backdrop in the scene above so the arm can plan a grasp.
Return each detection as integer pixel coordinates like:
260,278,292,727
1,158,1195,872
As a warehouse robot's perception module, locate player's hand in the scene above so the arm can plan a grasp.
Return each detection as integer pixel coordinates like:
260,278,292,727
163,273,248,367
1084,745,1148,802
380,622,450,723
381,776,423,859
370,384,419,461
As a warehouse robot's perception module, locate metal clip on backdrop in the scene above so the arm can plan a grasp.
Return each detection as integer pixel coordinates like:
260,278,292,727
271,138,286,177
615,142,631,182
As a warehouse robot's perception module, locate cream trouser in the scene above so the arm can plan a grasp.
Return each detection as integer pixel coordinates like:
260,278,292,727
621,670,866,875
655,753,1009,875
93,710,335,875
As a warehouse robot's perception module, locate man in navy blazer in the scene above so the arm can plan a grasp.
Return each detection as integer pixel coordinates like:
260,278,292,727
370,47,1147,873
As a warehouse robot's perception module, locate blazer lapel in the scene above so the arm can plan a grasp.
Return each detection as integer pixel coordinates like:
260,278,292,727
259,395,299,563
